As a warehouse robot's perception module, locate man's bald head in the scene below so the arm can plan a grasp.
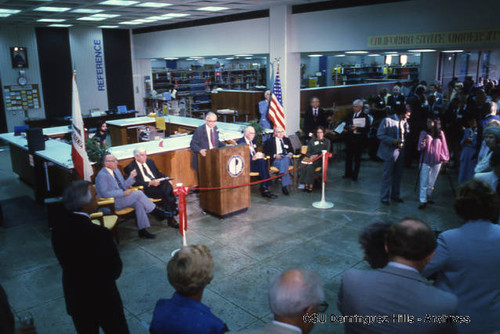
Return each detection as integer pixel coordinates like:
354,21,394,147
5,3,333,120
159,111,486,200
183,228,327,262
386,218,437,261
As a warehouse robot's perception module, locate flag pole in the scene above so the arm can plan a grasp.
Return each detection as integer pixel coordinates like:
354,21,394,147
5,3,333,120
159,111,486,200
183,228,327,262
313,150,334,209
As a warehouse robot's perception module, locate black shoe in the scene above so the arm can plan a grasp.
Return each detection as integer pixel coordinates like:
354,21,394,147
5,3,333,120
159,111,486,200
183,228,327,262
381,200,390,205
262,190,277,199
151,208,166,221
342,175,352,179
352,176,358,181
307,189,313,193
168,218,179,228
391,197,404,203
427,199,435,204
138,229,156,239
418,203,427,209
282,187,289,195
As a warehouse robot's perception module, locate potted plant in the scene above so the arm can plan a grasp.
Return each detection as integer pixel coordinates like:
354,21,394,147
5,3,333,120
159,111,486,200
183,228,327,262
85,138,109,170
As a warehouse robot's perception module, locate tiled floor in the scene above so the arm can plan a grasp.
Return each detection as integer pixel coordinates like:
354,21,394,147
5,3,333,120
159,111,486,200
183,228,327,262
0,146,460,333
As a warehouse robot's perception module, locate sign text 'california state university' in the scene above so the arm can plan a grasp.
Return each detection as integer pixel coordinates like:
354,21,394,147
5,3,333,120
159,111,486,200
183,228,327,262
368,29,500,48
94,40,105,91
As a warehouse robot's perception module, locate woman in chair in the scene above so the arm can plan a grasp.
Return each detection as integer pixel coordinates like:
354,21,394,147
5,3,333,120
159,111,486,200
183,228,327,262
300,126,331,192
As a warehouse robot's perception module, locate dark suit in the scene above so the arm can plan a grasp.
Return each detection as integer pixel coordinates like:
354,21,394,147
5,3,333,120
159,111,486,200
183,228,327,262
387,94,406,114
124,159,177,213
51,212,129,334
237,137,272,188
190,124,226,172
302,106,328,137
263,136,294,187
344,111,370,180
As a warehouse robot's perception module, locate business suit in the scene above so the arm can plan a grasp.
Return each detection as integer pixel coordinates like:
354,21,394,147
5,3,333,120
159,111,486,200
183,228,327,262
344,110,370,180
236,137,272,189
422,220,500,333
377,115,409,202
263,136,294,188
124,159,176,213
338,265,458,334
387,94,406,114
237,322,301,334
302,106,328,137
190,124,226,172
52,212,129,333
95,167,155,229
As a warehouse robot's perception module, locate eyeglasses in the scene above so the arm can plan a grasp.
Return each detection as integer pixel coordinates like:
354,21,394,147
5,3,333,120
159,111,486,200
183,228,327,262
105,159,117,162
317,301,329,313
207,120,217,123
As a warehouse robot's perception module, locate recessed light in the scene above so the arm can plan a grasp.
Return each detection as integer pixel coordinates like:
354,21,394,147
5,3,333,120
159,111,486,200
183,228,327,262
119,21,142,25
71,8,103,14
408,49,436,52
235,54,252,57
334,55,345,57
99,25,119,28
345,51,369,54
136,2,172,8
384,51,398,54
368,54,381,57
48,24,72,27
190,56,203,59
78,16,106,21
308,54,323,57
162,13,190,18
226,57,234,60
37,18,66,22
244,57,252,59
99,0,139,6
164,57,178,60
0,8,21,14
145,16,165,20
442,50,464,53
197,6,229,12
35,6,71,12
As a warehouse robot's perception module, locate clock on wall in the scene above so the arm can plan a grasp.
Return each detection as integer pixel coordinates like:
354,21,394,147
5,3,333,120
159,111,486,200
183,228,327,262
17,70,27,86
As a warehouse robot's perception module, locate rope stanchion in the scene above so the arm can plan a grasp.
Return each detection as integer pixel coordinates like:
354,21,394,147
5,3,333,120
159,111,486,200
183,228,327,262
313,150,334,209
173,183,190,247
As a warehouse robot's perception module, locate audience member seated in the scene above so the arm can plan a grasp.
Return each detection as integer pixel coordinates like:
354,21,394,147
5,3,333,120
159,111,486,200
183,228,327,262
263,127,294,196
150,245,228,334
299,126,331,192
96,153,167,239
422,180,500,333
474,126,500,174
124,147,179,228
338,218,458,334
358,221,392,269
52,181,129,334
237,126,277,199
237,269,325,334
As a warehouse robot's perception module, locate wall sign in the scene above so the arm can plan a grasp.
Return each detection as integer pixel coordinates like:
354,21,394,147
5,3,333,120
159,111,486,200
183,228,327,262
94,40,105,91
3,84,40,111
227,155,245,177
368,29,500,48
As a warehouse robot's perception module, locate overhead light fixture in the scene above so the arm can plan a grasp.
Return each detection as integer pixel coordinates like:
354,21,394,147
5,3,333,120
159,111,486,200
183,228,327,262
226,57,234,60
442,50,464,53
78,16,106,21
384,51,398,54
99,0,139,6
408,49,436,52
368,54,381,57
0,13,11,17
190,56,203,59
334,55,345,57
400,54,408,66
345,51,369,54
119,21,142,24
136,2,172,7
48,24,73,27
162,13,190,18
244,57,252,59
164,57,178,60
197,6,229,12
71,8,103,13
145,16,165,20
35,6,71,12
308,54,323,57
385,55,392,65
0,8,21,14
37,18,66,22
235,54,253,57
92,13,120,18
99,25,119,28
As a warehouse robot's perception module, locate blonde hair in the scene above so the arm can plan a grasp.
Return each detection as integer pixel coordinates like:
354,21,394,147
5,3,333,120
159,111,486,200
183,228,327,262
167,245,214,297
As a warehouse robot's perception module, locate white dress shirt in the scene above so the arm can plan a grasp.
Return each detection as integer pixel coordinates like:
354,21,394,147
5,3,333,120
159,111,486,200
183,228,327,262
275,137,284,156
137,160,154,182
206,125,214,149
245,137,256,156
271,320,302,333
387,261,419,274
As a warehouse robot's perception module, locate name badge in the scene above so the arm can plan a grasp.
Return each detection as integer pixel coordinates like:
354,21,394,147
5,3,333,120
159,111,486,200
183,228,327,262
314,141,319,145
396,101,401,105
284,144,289,149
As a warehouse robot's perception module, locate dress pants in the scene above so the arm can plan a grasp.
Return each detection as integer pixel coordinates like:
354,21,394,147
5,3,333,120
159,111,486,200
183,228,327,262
251,158,272,188
144,181,177,212
380,149,404,202
114,190,155,229
419,163,442,203
272,157,292,187
72,308,129,334
345,136,364,179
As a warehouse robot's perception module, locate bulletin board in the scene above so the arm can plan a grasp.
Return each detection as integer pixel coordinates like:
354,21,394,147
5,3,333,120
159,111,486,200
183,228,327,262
3,84,40,112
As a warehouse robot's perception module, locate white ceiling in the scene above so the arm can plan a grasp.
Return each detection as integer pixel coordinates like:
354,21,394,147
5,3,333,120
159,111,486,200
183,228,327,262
0,0,326,29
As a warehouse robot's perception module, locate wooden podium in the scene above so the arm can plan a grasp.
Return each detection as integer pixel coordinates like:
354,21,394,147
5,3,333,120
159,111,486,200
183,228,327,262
198,144,250,217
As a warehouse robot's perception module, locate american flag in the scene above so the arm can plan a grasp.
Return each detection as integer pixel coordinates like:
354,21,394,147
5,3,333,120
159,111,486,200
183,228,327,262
268,65,286,130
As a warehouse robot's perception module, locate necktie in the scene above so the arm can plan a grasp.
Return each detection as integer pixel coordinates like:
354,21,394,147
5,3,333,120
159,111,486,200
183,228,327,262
141,163,155,180
248,141,255,156
113,171,125,190
280,139,287,155
210,128,216,148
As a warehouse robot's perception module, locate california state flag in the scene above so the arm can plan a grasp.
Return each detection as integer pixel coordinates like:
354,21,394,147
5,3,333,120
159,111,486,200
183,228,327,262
71,71,93,181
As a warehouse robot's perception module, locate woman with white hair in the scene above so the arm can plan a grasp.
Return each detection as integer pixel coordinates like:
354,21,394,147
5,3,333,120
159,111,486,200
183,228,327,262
474,125,500,174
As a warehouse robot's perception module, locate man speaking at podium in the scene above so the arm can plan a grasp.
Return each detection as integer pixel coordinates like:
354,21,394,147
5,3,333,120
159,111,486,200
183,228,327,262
190,112,226,174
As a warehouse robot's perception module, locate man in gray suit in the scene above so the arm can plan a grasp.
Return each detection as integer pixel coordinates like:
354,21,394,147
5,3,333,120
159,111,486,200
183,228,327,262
190,112,226,174
377,106,411,205
95,153,167,239
237,269,325,334
338,218,458,334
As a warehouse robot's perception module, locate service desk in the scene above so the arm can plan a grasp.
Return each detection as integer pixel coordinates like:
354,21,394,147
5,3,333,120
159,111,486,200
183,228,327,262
25,111,137,129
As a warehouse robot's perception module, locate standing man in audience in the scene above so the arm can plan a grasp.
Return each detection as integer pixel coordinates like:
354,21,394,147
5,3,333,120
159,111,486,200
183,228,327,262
303,97,328,140
190,112,226,174
96,153,167,239
258,90,272,142
264,126,294,195
343,99,370,181
52,181,129,333
377,105,411,205
387,85,406,115
238,268,325,334
338,218,458,334
237,126,277,199
124,147,178,228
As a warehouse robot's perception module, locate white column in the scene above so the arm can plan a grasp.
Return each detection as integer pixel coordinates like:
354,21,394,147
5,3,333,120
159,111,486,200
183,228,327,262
269,5,301,134
420,52,439,83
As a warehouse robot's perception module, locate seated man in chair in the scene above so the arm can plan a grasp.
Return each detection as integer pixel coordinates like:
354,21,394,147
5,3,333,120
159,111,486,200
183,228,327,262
237,126,277,199
124,147,178,228
263,126,294,196
95,153,168,239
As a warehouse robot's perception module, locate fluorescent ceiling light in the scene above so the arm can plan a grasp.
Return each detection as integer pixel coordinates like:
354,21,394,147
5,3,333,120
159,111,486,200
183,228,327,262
197,6,229,12
442,50,464,53
99,0,139,6
368,54,381,57
78,16,106,21
226,57,234,60
146,16,166,20
334,55,345,57
244,57,252,59
0,8,21,14
162,13,190,18
71,8,103,13
48,24,72,27
164,57,178,60
37,18,66,22
235,54,252,57
190,56,203,59
92,13,120,18
308,54,323,57
35,6,71,12
136,2,172,8
408,49,436,52
99,25,119,28
384,51,398,54
119,21,142,24
345,51,369,54
0,13,11,17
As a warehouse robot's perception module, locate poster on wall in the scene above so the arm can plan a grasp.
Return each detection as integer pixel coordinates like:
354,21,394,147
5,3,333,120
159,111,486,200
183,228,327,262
10,47,29,68
3,84,40,111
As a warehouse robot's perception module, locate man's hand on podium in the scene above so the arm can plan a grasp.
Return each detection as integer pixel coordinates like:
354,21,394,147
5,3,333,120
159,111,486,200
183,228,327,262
200,149,207,157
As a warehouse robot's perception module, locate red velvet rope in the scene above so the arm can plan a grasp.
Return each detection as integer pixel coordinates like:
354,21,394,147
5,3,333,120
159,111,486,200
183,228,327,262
173,185,189,236
323,152,333,182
